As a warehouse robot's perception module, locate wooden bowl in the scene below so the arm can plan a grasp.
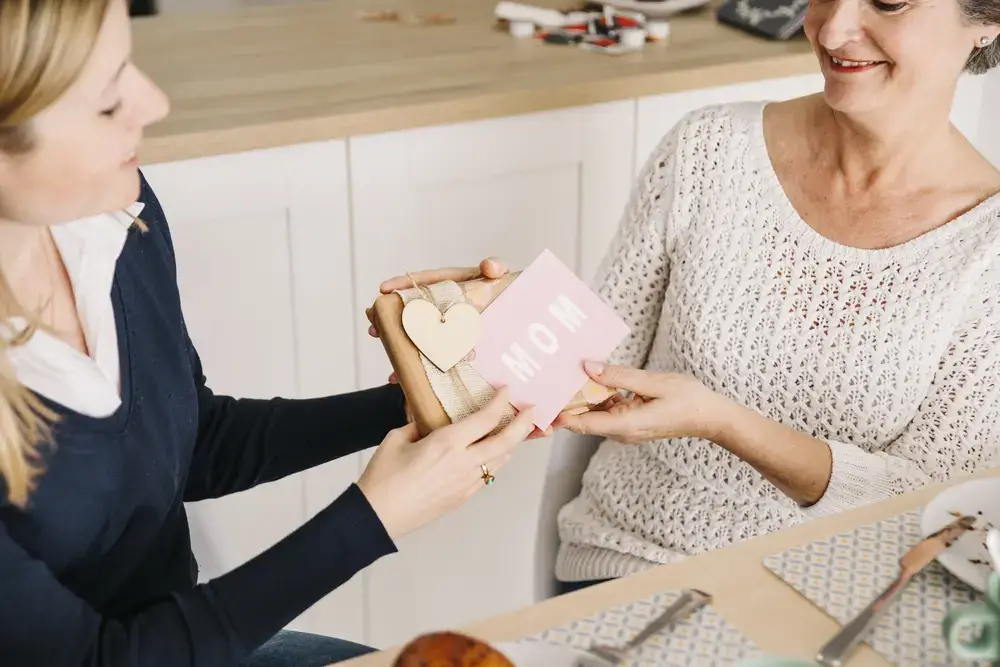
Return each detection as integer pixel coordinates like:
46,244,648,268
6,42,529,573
392,631,515,667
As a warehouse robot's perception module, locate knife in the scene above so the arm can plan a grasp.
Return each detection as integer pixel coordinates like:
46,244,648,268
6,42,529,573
814,514,977,667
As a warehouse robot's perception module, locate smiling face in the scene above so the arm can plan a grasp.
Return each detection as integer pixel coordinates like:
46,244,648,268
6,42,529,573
0,0,169,227
803,0,1000,116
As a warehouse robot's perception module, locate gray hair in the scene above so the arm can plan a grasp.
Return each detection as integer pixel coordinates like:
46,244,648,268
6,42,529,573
963,0,1000,73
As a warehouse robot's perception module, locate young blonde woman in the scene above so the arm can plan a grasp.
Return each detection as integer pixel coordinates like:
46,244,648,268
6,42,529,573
0,2,537,666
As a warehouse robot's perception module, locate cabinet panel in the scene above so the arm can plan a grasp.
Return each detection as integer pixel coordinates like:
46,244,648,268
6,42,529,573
349,102,635,647
141,141,363,642
978,69,1000,166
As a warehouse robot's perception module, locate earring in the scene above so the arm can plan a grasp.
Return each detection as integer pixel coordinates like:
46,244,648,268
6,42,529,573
981,35,993,47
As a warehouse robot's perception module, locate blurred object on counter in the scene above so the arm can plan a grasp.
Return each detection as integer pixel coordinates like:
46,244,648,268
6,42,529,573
130,0,157,16
595,0,712,18
358,8,458,24
715,0,807,39
495,2,670,54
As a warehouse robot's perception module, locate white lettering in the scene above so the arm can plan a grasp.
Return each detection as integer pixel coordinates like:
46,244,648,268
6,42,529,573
527,323,559,354
501,343,542,382
548,294,588,333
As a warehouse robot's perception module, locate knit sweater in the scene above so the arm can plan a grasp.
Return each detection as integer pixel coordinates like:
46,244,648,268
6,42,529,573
555,101,1000,582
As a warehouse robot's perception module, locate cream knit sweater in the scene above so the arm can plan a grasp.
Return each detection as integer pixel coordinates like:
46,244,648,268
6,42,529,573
555,101,1000,582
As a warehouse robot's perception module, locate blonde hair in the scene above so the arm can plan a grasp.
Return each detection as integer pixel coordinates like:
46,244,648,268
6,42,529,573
0,0,113,508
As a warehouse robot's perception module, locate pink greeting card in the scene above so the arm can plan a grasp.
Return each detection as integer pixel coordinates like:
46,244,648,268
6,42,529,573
469,249,630,429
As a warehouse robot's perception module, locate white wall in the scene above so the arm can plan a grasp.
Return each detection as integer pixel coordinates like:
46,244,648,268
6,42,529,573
978,68,1000,167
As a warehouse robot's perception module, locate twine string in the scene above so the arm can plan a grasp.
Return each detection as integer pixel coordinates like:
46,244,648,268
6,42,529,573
405,272,481,415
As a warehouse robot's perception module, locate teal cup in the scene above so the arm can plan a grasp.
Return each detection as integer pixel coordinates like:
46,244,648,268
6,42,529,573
943,571,1000,661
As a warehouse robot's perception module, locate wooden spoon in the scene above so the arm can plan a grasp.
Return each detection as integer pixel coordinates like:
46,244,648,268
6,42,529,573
392,631,515,667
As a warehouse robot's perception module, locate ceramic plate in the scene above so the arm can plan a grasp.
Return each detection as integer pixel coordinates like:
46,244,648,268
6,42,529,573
494,641,604,667
604,0,712,18
920,477,1000,593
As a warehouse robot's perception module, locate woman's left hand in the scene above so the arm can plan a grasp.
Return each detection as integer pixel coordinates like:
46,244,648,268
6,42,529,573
553,361,730,444
366,257,508,341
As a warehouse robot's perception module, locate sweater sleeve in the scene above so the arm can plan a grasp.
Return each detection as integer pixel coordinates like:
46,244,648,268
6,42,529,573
591,117,686,370
183,334,407,501
0,484,395,667
131,172,407,502
802,308,1000,518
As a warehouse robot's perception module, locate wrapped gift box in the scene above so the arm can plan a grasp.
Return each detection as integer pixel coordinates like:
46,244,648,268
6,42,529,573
370,272,614,437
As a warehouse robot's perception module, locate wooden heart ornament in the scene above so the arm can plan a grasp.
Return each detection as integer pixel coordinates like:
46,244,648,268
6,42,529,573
401,299,482,372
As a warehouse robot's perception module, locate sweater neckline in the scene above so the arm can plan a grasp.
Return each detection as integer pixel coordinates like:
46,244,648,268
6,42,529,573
747,100,1000,264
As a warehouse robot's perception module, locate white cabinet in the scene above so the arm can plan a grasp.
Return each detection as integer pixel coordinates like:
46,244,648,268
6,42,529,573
140,141,365,642
634,74,825,172
976,69,1000,166
348,101,635,648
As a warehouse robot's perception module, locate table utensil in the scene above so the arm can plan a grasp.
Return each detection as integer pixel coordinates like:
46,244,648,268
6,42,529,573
737,516,975,667
813,514,976,667
920,477,1000,593
581,588,712,664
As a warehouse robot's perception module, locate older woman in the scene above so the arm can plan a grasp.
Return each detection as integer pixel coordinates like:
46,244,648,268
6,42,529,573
548,0,1000,587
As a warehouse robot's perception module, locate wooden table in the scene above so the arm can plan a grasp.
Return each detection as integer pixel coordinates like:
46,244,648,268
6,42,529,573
131,0,817,162
342,470,1000,666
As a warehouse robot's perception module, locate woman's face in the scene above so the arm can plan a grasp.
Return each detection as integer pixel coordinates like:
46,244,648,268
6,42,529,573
0,0,169,227
803,0,999,116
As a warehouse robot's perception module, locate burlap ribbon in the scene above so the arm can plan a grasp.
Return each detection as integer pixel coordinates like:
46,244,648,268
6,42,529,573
397,280,516,434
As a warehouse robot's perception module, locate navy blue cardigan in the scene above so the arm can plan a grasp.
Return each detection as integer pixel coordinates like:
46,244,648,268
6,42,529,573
0,174,406,666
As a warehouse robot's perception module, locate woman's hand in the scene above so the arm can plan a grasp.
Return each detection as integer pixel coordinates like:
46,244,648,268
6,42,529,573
357,388,535,541
365,256,508,341
552,361,729,444
557,361,835,505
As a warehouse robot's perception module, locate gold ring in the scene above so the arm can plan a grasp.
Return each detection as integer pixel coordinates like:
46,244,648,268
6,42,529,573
480,464,495,486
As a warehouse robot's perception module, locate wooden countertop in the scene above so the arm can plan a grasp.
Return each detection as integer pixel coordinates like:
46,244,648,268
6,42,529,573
341,469,1000,667
132,0,818,163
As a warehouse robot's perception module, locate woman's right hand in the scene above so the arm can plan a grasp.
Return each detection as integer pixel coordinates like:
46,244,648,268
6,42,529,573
357,388,535,542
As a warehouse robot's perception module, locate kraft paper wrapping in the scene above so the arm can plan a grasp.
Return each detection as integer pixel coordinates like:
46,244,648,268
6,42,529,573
396,280,516,434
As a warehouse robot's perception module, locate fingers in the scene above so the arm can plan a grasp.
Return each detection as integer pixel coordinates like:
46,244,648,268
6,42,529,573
526,425,553,440
379,266,483,294
377,258,510,294
470,405,537,464
386,421,421,444
436,388,512,446
552,410,624,438
479,257,508,279
584,361,663,398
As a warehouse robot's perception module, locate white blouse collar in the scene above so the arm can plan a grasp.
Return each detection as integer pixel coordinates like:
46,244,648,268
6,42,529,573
3,202,145,418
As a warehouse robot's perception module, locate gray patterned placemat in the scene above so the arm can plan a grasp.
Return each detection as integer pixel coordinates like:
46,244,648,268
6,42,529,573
762,509,985,666
512,590,762,666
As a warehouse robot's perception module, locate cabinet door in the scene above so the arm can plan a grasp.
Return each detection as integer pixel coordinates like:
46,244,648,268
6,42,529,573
141,141,364,641
952,74,986,147
349,101,635,647
979,69,1000,166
